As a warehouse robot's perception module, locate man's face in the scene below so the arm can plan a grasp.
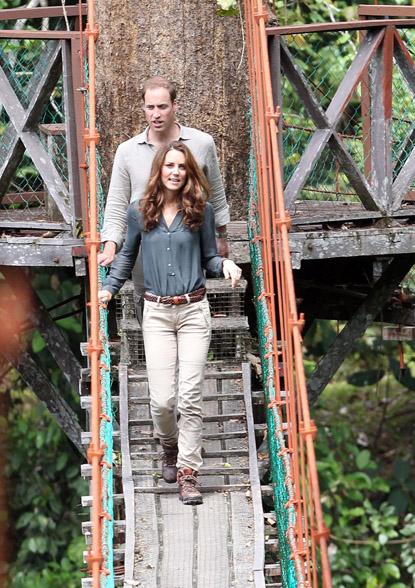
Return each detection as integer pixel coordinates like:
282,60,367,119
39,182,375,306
143,87,177,134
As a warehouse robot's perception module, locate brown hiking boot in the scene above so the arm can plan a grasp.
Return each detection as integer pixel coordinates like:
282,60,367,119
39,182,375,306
177,468,203,505
161,443,178,484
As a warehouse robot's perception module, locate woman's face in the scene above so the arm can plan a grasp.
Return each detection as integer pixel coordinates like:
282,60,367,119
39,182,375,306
161,149,187,194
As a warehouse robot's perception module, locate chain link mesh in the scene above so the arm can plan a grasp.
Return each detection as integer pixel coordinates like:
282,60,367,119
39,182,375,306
0,24,70,222
281,27,415,208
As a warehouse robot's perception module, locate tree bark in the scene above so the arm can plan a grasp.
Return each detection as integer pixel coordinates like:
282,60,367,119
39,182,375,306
94,0,249,219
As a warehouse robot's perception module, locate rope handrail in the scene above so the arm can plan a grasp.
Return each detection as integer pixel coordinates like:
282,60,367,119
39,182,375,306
244,1,333,585
83,0,102,581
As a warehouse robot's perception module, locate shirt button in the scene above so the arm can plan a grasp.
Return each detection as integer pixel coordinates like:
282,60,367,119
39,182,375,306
167,247,170,251
168,263,171,267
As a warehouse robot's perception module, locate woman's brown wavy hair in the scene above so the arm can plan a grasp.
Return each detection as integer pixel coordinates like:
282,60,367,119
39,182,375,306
140,141,210,231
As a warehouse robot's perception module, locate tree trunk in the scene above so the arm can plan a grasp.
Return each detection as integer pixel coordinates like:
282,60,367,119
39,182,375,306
94,0,249,219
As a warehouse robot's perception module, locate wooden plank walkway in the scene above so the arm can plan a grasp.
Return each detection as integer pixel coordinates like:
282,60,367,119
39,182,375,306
119,363,266,588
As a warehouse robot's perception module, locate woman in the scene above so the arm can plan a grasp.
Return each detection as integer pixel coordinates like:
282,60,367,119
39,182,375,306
98,141,241,505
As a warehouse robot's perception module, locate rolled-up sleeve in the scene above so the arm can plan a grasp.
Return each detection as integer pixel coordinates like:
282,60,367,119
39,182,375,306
103,205,142,295
200,203,224,276
101,145,131,250
204,137,230,227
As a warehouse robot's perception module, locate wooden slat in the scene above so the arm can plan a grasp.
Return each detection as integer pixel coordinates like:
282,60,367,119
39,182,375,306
129,368,243,382
134,484,250,494
130,389,269,404
80,395,119,409
0,5,86,19
129,431,248,446
369,29,393,212
132,466,249,477
358,5,415,18
130,449,249,460
0,30,81,39
62,40,82,222
267,18,415,36
129,413,246,426
81,430,120,445
82,494,123,507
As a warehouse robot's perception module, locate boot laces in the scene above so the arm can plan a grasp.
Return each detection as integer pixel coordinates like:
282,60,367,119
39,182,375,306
181,474,200,491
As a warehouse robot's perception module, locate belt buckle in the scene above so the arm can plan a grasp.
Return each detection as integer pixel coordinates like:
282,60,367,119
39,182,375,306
172,295,182,305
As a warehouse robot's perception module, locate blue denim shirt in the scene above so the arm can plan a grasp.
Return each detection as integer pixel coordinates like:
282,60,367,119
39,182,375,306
103,202,224,297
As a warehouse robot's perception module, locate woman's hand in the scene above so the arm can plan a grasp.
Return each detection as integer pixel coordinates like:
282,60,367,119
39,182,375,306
223,259,242,288
98,290,113,307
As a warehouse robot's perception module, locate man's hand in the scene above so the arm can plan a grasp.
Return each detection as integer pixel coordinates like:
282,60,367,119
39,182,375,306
223,259,242,288
216,236,229,258
98,241,117,266
98,289,113,307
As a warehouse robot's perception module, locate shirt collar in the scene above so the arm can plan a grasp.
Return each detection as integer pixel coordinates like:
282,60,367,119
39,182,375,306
136,123,190,145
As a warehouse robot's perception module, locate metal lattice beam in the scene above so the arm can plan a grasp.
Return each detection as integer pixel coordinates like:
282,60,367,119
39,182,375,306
0,41,71,222
281,29,384,211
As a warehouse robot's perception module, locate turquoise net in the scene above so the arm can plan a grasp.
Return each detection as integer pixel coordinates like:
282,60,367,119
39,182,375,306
248,141,299,587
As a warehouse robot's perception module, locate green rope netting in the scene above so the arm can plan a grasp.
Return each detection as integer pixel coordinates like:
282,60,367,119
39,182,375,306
84,59,114,588
248,143,299,587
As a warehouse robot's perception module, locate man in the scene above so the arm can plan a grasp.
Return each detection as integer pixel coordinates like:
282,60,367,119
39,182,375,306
98,76,230,266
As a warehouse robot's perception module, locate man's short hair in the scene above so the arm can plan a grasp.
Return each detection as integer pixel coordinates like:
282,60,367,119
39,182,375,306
141,77,177,102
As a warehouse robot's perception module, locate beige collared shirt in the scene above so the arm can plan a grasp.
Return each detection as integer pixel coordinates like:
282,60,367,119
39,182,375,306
101,124,230,249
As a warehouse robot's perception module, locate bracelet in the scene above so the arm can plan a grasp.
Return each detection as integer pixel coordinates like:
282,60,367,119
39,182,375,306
215,230,228,238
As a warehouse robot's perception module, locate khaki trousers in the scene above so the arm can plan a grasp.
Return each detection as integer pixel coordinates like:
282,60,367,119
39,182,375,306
142,296,211,471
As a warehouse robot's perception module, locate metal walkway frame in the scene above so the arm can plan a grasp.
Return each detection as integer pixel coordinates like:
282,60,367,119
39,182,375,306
119,363,266,588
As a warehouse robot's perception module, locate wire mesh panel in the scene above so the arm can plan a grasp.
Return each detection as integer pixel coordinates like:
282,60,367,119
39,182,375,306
278,23,415,215
0,18,83,233
392,29,415,196
0,36,70,223
116,279,249,368
281,30,364,204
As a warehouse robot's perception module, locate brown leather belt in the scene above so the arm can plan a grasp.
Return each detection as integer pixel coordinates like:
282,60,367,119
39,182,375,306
144,287,206,306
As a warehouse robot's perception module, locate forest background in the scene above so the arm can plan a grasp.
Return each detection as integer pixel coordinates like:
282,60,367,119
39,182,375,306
0,0,415,587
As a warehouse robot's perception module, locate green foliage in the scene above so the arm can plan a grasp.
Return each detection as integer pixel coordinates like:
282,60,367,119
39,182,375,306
271,0,358,25
316,423,415,587
11,536,84,588
8,384,87,585
308,317,415,585
30,269,83,406
216,0,239,17
3,270,86,584
0,0,23,9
